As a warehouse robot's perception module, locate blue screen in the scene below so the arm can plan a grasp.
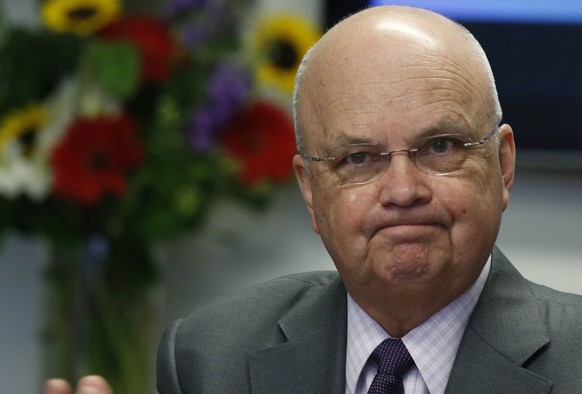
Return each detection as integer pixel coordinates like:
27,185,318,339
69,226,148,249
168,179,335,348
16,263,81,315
370,0,582,24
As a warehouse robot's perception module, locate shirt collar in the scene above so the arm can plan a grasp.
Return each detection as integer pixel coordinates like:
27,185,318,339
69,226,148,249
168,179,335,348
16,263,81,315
346,256,491,394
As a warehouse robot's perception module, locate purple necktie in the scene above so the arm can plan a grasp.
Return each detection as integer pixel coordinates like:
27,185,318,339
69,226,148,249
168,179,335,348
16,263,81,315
368,338,414,394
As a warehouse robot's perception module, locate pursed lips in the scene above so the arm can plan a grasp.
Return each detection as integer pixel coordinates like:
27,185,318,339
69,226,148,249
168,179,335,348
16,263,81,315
370,220,446,242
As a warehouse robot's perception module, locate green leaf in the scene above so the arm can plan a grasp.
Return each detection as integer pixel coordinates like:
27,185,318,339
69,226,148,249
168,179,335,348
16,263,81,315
86,40,140,99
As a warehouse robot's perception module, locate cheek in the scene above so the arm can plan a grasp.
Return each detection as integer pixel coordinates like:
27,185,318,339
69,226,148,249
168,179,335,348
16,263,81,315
446,178,492,220
468,150,504,195
438,165,504,253
313,187,365,231
311,185,375,264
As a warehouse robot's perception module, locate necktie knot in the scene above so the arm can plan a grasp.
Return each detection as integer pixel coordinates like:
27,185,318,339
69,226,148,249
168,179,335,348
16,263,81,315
368,338,413,394
371,338,413,376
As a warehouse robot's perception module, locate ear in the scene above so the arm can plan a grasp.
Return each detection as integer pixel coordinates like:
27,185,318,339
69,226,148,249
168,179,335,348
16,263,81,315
497,123,516,211
293,154,320,234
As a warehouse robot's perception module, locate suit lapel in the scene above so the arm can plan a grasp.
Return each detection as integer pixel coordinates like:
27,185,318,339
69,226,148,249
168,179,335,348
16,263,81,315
446,247,552,393
248,276,347,394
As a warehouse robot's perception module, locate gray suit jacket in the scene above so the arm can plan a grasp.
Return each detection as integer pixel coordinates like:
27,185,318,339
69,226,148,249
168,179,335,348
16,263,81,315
157,247,582,393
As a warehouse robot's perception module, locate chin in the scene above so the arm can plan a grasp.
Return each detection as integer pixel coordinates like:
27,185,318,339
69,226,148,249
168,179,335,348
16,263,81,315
381,260,431,284
375,244,449,282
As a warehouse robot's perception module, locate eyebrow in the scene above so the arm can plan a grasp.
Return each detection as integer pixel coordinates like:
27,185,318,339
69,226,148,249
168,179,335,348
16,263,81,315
332,134,378,147
414,118,472,139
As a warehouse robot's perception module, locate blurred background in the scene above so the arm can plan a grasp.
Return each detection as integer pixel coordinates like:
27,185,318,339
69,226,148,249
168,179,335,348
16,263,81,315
0,0,580,392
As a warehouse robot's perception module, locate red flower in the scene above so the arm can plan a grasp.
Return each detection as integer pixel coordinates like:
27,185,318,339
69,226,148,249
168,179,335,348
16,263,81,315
99,15,174,82
220,100,296,185
51,115,143,205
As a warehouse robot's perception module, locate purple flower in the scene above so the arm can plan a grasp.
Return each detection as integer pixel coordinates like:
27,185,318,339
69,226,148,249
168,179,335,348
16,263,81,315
207,63,251,113
169,0,206,15
188,107,221,152
181,24,206,49
187,63,252,152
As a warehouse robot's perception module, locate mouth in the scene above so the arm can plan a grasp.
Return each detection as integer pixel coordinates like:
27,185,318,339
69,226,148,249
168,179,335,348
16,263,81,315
372,223,444,242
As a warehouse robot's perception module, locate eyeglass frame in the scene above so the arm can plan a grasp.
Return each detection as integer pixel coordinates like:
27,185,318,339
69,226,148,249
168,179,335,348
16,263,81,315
302,125,500,184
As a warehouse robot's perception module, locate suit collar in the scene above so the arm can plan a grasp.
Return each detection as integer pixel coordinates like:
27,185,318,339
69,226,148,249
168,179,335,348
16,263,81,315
248,275,347,393
446,246,552,393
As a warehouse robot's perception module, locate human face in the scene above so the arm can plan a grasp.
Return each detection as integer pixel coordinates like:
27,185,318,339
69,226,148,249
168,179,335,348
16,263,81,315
293,25,515,312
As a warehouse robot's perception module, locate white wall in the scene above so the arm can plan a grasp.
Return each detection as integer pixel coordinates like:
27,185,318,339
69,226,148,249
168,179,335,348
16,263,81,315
0,235,48,394
497,169,582,291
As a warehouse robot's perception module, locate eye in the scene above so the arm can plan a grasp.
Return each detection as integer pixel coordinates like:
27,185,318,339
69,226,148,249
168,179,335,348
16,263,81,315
424,136,464,155
344,151,370,164
328,144,384,169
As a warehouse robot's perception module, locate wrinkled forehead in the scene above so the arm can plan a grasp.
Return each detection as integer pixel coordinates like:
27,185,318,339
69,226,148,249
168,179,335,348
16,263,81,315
297,17,491,150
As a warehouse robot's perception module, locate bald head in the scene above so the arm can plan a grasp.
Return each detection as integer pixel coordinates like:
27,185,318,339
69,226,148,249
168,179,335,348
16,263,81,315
293,6,501,155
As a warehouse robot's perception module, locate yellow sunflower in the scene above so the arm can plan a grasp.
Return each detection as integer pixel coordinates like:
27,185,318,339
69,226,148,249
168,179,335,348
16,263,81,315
41,0,121,36
251,13,321,95
0,105,47,156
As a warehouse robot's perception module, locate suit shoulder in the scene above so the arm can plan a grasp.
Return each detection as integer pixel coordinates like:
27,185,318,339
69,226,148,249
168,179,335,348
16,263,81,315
173,270,341,337
529,281,582,307
158,271,344,392
255,270,341,292
529,282,582,330
224,270,341,305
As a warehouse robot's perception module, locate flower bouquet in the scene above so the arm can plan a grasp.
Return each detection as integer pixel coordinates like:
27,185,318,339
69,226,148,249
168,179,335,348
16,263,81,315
0,0,319,391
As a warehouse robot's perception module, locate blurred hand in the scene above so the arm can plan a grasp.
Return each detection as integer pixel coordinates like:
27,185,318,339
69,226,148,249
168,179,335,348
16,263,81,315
44,375,112,394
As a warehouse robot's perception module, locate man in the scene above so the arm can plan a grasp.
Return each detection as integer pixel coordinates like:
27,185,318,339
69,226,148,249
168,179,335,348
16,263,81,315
45,5,582,394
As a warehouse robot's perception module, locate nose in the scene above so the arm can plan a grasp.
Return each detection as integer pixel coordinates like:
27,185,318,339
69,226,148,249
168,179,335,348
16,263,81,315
377,151,431,207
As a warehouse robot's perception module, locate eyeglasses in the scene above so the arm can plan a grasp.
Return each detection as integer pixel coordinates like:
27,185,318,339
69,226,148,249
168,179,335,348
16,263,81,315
304,127,498,185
